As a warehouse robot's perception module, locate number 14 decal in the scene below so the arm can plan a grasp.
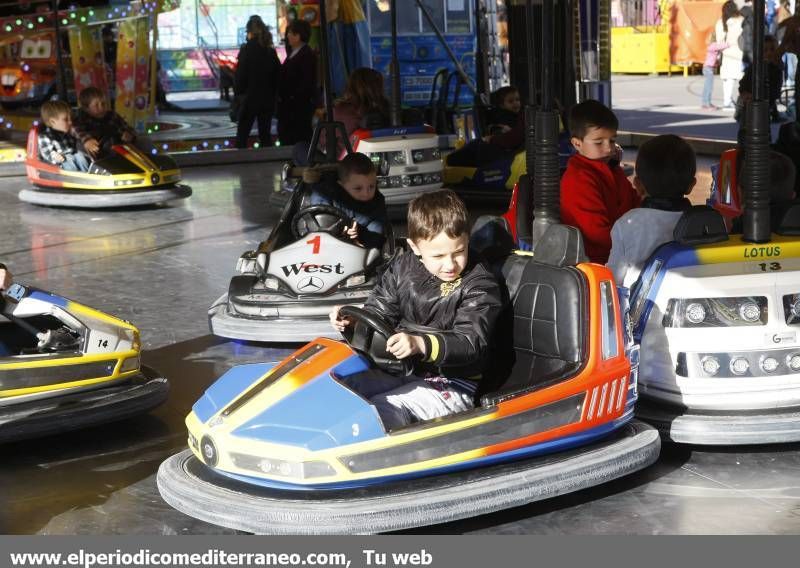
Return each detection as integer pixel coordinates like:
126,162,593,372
307,235,321,254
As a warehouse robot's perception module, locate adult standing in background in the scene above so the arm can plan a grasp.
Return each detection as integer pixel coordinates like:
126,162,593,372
234,16,281,149
277,19,317,146
716,1,746,109
739,0,755,66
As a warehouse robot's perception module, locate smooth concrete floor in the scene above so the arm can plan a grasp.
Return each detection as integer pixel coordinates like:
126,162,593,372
2,162,800,535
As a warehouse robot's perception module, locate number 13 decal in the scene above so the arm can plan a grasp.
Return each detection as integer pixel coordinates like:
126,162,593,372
307,235,321,254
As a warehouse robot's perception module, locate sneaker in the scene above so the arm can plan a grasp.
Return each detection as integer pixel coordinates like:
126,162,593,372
701,104,719,110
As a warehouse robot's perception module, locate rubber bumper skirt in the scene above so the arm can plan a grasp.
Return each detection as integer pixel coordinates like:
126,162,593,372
157,420,660,534
208,295,340,342
0,366,169,443
637,397,800,445
18,184,192,208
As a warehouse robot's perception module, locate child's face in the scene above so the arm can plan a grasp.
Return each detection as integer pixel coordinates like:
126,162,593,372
501,91,521,113
86,97,107,119
339,172,377,202
571,126,617,162
407,231,469,282
47,112,71,133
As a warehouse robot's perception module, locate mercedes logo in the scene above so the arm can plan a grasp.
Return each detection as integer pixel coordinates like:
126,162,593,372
298,276,324,292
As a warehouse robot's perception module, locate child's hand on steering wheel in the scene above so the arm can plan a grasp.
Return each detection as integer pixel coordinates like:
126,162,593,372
386,333,426,359
84,138,100,156
329,305,352,333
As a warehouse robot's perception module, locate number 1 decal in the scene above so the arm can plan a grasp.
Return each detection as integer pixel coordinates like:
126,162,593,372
306,235,321,254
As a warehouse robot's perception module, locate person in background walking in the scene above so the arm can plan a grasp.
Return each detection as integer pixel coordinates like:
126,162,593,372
277,19,317,146
716,1,745,109
234,16,281,149
701,33,729,109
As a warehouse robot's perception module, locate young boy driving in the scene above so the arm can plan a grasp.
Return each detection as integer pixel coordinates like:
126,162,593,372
72,87,150,158
561,99,640,264
38,101,90,172
330,189,503,430
309,152,388,249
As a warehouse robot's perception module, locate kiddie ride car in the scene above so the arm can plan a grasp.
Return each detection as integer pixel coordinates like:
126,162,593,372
443,132,575,203
631,151,800,445
277,125,444,209
0,34,67,109
0,282,168,443
20,125,192,208
209,182,396,343
158,225,660,534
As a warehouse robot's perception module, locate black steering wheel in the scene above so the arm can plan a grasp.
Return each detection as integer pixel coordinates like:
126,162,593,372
291,204,351,239
339,305,414,376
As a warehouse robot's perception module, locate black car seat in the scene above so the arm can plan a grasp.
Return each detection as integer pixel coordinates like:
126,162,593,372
475,224,590,406
673,205,729,245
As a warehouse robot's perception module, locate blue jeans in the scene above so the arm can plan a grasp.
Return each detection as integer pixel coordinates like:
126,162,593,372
60,152,90,172
701,66,715,106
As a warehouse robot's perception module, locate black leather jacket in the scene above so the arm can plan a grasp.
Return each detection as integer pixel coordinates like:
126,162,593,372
363,250,503,381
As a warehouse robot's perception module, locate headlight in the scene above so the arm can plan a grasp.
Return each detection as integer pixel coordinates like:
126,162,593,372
412,150,424,162
783,294,800,324
236,257,257,274
230,453,336,479
729,357,750,375
345,274,366,287
119,355,140,373
760,355,780,373
739,302,761,322
664,297,768,327
388,151,406,165
263,276,280,290
700,355,720,375
685,302,706,324
787,353,800,371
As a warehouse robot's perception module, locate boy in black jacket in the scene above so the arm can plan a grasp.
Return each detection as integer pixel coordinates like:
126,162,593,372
330,189,503,430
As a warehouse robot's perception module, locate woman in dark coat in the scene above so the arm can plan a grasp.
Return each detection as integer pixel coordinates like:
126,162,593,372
234,16,281,149
277,19,318,146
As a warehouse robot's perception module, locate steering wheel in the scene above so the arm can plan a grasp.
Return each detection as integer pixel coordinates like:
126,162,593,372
339,305,414,377
291,204,351,239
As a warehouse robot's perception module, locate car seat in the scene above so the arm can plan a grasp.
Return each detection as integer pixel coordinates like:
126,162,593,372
474,224,590,405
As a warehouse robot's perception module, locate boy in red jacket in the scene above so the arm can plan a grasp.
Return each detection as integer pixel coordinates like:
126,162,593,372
560,100,640,263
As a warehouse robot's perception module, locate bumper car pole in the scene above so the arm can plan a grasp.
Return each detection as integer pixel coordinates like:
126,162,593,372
305,0,351,163
389,0,401,127
531,0,562,246
742,0,771,244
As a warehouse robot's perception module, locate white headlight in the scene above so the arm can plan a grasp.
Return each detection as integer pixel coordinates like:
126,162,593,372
685,302,706,324
345,275,366,287
700,356,721,375
730,357,750,375
791,299,800,318
787,353,800,371
760,356,779,373
739,302,761,322
263,277,280,290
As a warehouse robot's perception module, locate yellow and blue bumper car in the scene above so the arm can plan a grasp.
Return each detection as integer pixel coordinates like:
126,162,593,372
0,282,168,442
159,225,659,534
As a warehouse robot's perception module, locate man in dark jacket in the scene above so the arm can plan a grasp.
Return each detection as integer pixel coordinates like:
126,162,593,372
277,19,317,146
234,16,280,148
330,190,503,430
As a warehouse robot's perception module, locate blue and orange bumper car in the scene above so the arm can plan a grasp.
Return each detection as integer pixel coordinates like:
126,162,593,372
0,282,168,442
20,126,191,208
158,225,659,534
